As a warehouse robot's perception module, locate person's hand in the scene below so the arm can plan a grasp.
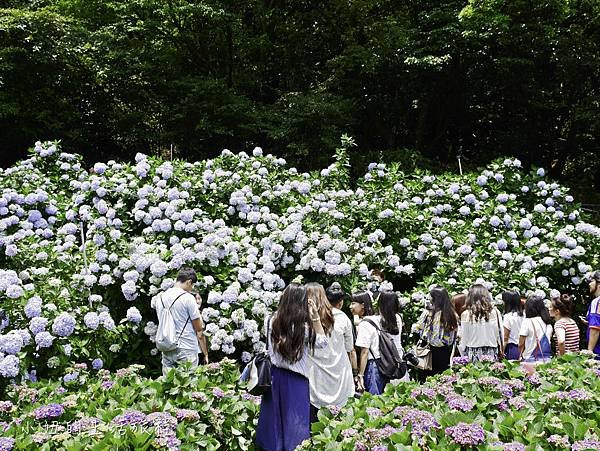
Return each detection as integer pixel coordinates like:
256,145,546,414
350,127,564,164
203,354,209,365
308,298,319,320
355,375,365,392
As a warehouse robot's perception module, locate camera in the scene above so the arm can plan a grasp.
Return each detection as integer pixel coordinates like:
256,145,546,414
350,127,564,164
404,351,420,367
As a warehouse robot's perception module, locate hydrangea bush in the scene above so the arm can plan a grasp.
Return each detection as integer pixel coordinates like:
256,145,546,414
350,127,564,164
304,353,600,450
0,359,259,450
1,355,598,450
1,139,600,383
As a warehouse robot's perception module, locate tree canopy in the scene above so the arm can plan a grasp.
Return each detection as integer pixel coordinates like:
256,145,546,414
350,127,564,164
1,0,599,199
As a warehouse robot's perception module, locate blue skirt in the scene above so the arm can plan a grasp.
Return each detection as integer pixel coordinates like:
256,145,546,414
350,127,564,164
505,343,520,360
256,365,310,451
364,359,389,395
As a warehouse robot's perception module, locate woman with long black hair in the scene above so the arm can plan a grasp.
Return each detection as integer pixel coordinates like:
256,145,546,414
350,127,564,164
519,295,553,362
414,286,458,379
502,290,524,360
355,290,404,395
349,290,374,328
255,284,327,451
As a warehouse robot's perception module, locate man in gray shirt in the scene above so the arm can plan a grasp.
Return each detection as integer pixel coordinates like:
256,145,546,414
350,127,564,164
151,267,209,375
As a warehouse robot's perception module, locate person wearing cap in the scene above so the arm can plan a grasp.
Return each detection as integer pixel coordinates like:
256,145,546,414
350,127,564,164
586,271,600,357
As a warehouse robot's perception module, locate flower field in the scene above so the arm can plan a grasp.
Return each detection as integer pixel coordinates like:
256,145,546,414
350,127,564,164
1,139,600,385
304,353,600,450
1,355,599,449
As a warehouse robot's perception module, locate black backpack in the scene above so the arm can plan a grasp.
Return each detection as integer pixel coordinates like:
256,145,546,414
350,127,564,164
364,318,407,379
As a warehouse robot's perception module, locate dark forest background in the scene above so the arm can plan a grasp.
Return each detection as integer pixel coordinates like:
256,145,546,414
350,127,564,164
1,0,599,205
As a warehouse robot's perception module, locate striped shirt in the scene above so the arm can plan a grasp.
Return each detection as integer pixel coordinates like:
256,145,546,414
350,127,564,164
554,318,580,353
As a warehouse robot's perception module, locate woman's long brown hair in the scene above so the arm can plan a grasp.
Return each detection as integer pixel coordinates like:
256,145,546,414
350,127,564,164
306,282,334,336
271,284,315,363
465,284,493,322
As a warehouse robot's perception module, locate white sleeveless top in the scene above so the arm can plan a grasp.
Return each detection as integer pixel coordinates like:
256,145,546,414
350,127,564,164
308,309,355,408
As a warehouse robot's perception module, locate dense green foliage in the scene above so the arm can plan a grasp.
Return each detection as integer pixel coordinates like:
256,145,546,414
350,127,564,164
1,0,599,197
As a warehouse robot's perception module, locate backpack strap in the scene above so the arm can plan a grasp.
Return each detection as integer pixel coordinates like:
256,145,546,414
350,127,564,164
169,292,188,310
266,314,272,351
363,318,381,360
532,318,545,360
168,292,193,343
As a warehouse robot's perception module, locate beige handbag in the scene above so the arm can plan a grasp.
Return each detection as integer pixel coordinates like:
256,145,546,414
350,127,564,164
414,342,433,370
412,313,433,371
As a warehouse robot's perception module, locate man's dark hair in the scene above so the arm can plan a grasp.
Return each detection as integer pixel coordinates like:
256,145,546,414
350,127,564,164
176,268,197,283
325,282,345,306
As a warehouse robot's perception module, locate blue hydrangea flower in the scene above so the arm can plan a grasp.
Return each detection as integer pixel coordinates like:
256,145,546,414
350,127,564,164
0,355,20,378
84,312,100,329
35,331,55,349
0,332,23,355
51,312,76,337
126,307,142,324
24,296,43,318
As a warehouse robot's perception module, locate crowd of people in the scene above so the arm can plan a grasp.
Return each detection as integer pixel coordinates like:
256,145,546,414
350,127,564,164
150,268,600,451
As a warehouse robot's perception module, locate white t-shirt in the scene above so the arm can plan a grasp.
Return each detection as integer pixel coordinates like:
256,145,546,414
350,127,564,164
519,317,553,360
355,314,403,360
333,308,354,353
152,287,201,353
503,311,525,345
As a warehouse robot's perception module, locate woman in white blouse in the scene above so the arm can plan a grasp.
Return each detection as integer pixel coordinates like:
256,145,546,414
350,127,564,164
307,282,354,420
458,285,503,362
255,284,327,451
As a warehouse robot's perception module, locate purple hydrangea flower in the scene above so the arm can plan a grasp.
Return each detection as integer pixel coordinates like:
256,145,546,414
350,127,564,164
572,439,600,451
63,372,79,383
445,422,485,446
547,435,570,448
365,407,382,418
33,403,65,419
393,406,440,438
0,437,15,451
175,409,200,422
92,358,103,370
5,284,23,299
452,356,470,366
508,396,526,410
212,387,226,398
111,410,146,426
568,389,591,401
0,401,13,412
446,394,475,412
